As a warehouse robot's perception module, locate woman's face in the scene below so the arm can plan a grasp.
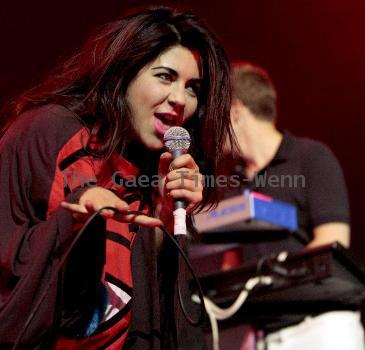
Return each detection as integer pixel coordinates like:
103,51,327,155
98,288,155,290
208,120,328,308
126,45,202,150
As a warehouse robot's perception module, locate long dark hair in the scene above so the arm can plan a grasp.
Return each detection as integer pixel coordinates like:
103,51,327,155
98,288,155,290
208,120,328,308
1,6,233,209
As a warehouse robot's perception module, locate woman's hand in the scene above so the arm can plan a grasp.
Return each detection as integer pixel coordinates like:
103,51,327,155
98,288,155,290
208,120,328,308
157,152,203,224
61,186,162,228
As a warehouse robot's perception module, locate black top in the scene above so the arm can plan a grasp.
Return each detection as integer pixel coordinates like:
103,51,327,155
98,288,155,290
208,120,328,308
223,131,350,263
0,104,205,349
210,131,351,332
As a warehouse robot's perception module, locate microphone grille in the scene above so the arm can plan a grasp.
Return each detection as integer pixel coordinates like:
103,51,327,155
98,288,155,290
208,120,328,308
163,127,191,153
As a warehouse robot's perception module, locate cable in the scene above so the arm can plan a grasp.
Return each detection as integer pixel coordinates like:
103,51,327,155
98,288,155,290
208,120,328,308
12,207,206,349
257,251,308,279
191,251,292,350
189,250,306,350
192,276,273,350
159,226,206,326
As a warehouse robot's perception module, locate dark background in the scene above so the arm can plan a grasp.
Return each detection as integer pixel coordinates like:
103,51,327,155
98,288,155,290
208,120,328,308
1,0,364,259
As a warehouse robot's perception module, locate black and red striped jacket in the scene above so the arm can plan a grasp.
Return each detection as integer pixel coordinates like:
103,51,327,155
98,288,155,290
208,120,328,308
0,104,145,349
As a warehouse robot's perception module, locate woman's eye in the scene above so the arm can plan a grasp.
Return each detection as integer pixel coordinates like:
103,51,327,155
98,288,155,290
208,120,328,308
186,86,197,96
186,84,200,97
156,73,172,82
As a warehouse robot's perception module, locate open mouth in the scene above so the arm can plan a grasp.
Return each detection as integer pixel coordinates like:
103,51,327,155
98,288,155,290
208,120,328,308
154,113,177,138
155,113,176,126
154,113,177,136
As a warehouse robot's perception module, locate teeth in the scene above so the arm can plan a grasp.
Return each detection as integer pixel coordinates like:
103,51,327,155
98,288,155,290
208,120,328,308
157,114,173,125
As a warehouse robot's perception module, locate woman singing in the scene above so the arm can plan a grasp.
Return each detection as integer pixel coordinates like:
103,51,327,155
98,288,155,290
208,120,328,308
0,7,232,349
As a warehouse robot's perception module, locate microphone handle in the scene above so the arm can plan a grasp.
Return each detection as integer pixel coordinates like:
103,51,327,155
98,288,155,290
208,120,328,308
171,149,186,210
171,149,187,235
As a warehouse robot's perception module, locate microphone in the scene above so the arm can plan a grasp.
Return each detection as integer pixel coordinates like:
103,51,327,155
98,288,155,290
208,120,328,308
163,127,191,235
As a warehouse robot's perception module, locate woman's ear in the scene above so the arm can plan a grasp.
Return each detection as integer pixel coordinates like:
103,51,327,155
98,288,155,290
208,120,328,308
230,98,242,123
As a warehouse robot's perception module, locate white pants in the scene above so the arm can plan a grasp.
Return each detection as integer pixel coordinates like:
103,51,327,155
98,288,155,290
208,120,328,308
262,311,364,350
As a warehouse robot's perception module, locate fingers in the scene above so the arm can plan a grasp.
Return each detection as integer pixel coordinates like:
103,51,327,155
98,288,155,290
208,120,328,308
165,174,203,214
132,215,162,228
168,153,199,172
159,153,200,176
61,201,89,214
115,212,163,228
159,153,203,213
165,161,203,198
61,187,132,221
167,188,203,210
165,154,202,191
165,177,202,193
165,169,203,207
61,200,163,228
61,200,119,219
84,200,115,218
158,152,173,178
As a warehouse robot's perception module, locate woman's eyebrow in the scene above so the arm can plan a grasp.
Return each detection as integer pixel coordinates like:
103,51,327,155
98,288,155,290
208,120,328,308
152,66,202,82
190,78,202,84
151,66,178,77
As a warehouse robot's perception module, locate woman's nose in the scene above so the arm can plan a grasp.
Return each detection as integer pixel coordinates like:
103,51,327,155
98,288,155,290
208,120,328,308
168,84,186,109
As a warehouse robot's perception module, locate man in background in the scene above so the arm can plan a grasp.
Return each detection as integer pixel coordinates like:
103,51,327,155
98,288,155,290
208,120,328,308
223,61,363,349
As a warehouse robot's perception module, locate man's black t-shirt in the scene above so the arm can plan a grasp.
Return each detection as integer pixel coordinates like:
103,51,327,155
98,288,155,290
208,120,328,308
224,131,350,263
213,131,351,331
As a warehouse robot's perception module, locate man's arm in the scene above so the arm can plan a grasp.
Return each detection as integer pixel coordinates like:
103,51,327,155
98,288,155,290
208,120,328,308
307,222,350,248
304,141,350,249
